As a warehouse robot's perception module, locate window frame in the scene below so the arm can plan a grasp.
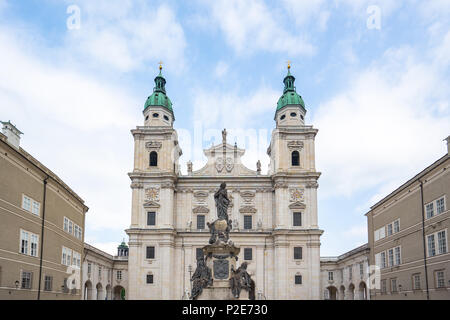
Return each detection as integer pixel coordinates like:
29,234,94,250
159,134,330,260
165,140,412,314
243,248,253,261
293,212,302,227
21,270,32,289
147,211,156,226
146,246,155,260
243,215,252,230
291,150,300,166
294,274,302,285
293,247,303,260
196,214,205,230
44,275,53,291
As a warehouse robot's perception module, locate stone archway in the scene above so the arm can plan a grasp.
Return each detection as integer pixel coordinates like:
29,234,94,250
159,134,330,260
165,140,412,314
105,284,112,300
348,283,355,300
113,285,125,300
96,283,104,300
84,280,93,300
339,285,345,300
327,286,338,300
359,281,367,300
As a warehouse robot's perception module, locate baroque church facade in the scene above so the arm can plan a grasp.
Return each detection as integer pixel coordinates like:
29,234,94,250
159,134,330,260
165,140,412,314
126,65,323,300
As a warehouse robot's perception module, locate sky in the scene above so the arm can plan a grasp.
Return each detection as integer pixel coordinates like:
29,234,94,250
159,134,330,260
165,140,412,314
0,0,449,256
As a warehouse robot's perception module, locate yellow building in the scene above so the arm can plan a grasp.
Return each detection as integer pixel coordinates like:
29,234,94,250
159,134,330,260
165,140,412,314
0,121,88,299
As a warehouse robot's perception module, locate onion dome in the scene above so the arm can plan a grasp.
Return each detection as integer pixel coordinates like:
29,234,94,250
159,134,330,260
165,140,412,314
143,64,173,114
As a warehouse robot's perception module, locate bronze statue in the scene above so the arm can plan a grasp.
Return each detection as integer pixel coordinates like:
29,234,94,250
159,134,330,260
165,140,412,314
190,257,213,300
230,262,255,300
214,182,230,221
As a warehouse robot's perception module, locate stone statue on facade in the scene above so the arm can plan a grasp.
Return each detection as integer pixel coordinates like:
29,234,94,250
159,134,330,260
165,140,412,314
187,161,193,174
230,262,255,300
256,160,261,173
214,182,230,221
190,257,213,300
222,128,227,144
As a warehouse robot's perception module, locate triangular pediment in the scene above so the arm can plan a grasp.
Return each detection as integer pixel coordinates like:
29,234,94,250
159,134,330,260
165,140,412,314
239,206,257,213
143,200,160,208
193,205,210,213
289,201,306,209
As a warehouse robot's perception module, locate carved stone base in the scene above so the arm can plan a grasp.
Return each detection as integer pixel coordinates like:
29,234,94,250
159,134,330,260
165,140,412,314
197,287,249,300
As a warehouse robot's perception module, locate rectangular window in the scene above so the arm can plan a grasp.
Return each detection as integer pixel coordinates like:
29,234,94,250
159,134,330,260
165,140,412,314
68,220,73,234
98,266,102,279
22,195,31,212
61,247,72,266
388,249,394,267
21,271,32,289
328,271,333,281
387,224,393,236
294,247,302,260
436,271,445,288
20,230,29,255
360,263,364,276
31,200,40,216
437,230,447,254
393,220,400,233
244,215,252,230
395,247,401,265
117,270,122,280
44,275,52,291
146,274,153,284
381,279,387,294
428,234,436,257
436,197,445,215
63,217,69,232
295,275,302,284
413,274,421,290
374,227,385,241
391,278,397,292
349,266,352,280
196,248,204,261
426,202,434,219
30,234,38,257
146,246,155,259
73,251,81,268
147,212,156,226
380,252,386,269
87,263,91,274
293,212,302,226
244,248,252,261
197,215,205,230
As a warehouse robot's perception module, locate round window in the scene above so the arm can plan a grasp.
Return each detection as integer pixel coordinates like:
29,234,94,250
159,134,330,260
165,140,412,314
152,113,159,118
280,115,286,120
145,115,149,121
163,115,169,121
300,115,304,120
290,112,297,117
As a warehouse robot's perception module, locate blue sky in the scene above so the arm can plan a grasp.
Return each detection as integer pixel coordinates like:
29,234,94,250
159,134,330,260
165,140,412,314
0,0,449,256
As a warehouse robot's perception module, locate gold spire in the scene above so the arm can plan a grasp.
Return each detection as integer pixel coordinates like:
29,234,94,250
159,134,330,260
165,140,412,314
286,60,291,71
158,60,163,71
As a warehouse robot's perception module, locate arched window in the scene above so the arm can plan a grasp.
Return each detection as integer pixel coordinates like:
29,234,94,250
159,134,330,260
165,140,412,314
150,151,158,167
291,151,299,166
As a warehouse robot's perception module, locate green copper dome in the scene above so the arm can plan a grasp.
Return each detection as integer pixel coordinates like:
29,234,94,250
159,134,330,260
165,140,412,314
118,241,128,249
276,68,305,112
144,69,173,113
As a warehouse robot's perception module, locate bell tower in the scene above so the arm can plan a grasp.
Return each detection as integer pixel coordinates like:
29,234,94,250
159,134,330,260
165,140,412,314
268,64,322,299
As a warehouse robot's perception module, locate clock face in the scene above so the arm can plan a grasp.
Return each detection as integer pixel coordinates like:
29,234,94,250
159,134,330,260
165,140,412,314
291,189,304,202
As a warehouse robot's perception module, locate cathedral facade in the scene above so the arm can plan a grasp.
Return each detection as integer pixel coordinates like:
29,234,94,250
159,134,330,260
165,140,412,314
126,65,323,300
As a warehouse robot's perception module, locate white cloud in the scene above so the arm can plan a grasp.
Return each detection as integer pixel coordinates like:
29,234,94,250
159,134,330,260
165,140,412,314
313,41,450,200
0,24,138,236
64,0,186,73
214,61,230,78
203,0,315,56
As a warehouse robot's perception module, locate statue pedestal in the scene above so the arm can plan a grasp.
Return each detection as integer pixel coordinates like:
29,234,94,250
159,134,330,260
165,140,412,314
195,242,243,300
